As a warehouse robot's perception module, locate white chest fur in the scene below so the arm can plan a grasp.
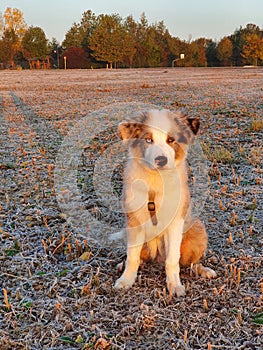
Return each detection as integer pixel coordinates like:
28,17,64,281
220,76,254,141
123,162,188,240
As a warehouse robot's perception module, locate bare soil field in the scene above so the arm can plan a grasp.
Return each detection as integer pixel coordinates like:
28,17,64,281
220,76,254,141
0,68,262,349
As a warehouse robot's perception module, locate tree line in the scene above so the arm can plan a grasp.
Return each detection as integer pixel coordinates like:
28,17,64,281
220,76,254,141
0,7,263,69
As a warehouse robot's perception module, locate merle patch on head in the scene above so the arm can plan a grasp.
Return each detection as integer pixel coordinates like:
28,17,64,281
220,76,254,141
178,132,188,144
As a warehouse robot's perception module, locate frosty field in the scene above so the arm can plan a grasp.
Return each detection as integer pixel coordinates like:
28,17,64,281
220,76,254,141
0,67,262,349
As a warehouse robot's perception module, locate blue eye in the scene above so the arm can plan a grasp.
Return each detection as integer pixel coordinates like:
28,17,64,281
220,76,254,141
145,138,153,144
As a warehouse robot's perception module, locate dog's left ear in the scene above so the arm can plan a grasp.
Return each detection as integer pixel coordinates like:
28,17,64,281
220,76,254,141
186,117,200,135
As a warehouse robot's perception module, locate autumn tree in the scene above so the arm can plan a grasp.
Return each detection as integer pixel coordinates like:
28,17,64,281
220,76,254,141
229,26,246,66
89,14,128,68
165,35,184,66
1,8,27,67
243,23,262,37
136,18,161,68
134,13,150,67
62,10,263,68
217,37,233,66
3,7,27,40
241,33,263,66
63,23,84,48
0,40,5,65
0,29,19,66
0,12,4,38
143,25,162,67
145,21,173,67
62,47,90,68
184,38,208,67
63,10,97,50
49,37,62,68
122,15,137,67
130,13,162,67
159,28,182,67
22,26,48,63
206,40,219,67
80,10,97,45
230,24,263,66
62,10,98,67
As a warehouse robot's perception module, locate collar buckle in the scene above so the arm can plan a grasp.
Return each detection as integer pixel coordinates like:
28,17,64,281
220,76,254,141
148,191,158,226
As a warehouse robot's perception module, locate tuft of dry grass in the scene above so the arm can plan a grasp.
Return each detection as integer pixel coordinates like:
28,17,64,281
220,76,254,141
250,119,263,132
201,142,234,164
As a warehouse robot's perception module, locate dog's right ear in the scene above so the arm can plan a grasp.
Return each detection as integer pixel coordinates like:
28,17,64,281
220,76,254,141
186,117,200,135
118,122,143,140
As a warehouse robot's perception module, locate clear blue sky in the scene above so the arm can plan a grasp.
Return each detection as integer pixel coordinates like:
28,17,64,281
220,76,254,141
1,0,262,43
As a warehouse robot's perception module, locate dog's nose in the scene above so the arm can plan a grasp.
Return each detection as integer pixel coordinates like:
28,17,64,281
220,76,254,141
155,156,168,167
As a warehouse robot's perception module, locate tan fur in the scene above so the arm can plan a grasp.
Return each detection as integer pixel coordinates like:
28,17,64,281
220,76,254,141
115,109,216,297
139,219,208,266
180,219,208,266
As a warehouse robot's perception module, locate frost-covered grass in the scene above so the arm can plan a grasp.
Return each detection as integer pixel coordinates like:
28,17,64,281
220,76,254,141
0,68,262,349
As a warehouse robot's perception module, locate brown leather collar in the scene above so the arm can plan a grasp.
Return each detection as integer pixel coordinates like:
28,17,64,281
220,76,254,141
148,190,158,225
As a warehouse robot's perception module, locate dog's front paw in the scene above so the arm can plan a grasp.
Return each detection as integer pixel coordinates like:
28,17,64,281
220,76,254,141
167,281,186,297
114,275,136,290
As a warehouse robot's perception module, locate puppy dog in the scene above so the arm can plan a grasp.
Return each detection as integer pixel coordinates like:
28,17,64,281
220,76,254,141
115,109,216,297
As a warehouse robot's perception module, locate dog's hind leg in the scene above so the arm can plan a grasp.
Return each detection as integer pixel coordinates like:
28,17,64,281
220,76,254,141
191,263,217,279
180,218,207,265
180,219,216,279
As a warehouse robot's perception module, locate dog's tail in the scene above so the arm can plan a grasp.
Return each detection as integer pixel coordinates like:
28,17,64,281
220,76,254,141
180,219,208,266
109,229,125,241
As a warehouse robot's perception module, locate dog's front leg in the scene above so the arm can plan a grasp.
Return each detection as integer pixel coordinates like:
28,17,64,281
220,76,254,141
165,218,185,297
115,227,144,290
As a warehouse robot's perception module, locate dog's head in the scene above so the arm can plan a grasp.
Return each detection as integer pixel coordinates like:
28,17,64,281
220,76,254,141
118,109,200,170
